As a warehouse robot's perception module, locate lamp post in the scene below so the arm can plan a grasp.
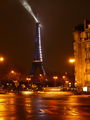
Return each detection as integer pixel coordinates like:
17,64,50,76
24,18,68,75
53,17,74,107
0,56,5,88
53,76,58,87
62,75,69,89
69,58,75,88
0,56,5,77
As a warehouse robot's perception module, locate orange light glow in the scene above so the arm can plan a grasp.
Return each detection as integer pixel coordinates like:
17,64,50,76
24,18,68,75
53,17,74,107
21,91,34,95
0,57,4,62
69,58,75,63
11,70,15,74
53,76,58,80
62,75,66,79
26,77,31,81
39,74,42,77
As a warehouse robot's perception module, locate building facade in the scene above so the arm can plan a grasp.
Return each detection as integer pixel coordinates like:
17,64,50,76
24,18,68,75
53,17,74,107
73,20,90,88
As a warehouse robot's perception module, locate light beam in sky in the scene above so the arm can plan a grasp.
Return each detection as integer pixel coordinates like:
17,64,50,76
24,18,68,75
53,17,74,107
20,0,39,23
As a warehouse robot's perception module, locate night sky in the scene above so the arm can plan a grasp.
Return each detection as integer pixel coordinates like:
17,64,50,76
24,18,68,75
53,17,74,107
0,0,90,74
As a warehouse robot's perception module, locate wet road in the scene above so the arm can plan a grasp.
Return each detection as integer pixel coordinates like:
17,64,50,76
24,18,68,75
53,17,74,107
0,92,90,120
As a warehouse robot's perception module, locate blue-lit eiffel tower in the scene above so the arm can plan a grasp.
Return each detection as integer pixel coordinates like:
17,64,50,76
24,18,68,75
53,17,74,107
31,22,46,84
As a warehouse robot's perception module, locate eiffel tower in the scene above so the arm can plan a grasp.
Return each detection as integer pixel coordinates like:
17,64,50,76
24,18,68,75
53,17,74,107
31,22,46,84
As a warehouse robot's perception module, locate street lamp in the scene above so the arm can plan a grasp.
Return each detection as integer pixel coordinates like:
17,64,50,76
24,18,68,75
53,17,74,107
69,58,75,64
53,76,58,87
62,75,69,89
11,70,16,74
0,56,5,85
62,75,66,79
69,58,75,88
26,77,31,81
0,56,5,62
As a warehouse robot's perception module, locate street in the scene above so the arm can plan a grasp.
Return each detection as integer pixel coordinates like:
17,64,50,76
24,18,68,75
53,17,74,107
0,92,90,120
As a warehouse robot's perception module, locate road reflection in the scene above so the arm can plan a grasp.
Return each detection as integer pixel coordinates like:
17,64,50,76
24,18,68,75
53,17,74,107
0,93,90,120
0,93,16,120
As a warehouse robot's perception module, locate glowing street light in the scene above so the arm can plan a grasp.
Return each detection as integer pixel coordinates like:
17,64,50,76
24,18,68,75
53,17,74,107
69,58,75,64
53,76,58,87
0,56,4,62
11,70,15,74
10,70,16,75
62,75,66,79
26,77,31,81
53,76,58,80
69,58,75,88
